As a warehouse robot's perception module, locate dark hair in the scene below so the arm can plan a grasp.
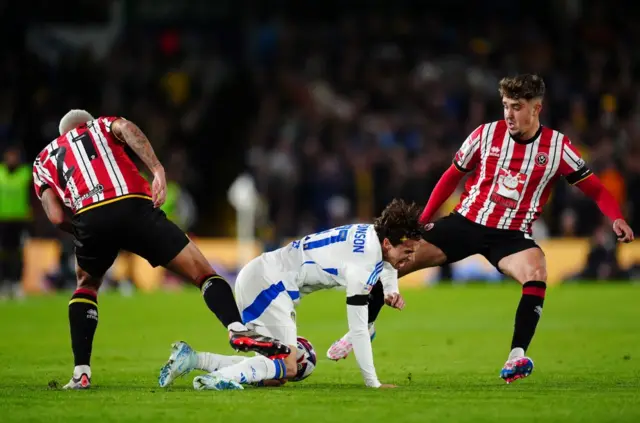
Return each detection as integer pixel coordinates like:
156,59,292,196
498,74,545,101
374,198,424,246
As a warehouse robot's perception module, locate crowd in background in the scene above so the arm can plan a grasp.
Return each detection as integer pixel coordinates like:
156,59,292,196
2,0,640,288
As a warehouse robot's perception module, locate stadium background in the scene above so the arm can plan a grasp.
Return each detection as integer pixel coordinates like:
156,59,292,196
1,2,640,422
2,0,640,292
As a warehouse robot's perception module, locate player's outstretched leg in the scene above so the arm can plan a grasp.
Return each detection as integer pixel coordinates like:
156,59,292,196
164,241,290,358
498,248,547,384
63,266,101,390
193,355,288,391
159,341,247,387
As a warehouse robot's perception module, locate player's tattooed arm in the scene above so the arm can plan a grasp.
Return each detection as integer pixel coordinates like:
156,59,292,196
112,118,167,207
41,189,73,234
111,119,163,172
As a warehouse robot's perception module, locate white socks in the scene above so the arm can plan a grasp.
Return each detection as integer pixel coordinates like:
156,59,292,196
196,352,246,372
508,348,525,361
216,355,286,384
227,322,248,332
344,323,375,342
73,365,91,379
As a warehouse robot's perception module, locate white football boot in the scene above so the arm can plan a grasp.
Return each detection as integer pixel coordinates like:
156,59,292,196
159,341,198,387
327,323,376,361
63,366,91,389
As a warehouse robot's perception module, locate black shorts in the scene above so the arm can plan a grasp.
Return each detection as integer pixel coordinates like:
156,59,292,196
71,198,189,278
422,212,541,269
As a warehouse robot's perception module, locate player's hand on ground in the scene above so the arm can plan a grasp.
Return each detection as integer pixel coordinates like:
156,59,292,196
613,219,634,243
378,384,398,388
151,165,167,208
384,293,405,310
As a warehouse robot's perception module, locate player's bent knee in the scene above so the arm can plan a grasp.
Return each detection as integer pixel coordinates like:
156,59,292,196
166,241,215,284
527,266,547,283
75,267,101,291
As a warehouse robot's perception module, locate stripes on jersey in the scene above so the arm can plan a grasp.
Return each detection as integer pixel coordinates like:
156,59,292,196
32,116,151,213
458,122,498,215
456,129,482,170
68,129,104,203
302,260,339,276
475,126,512,226
453,121,588,234
562,142,584,172
520,131,562,232
497,141,537,229
89,122,127,196
366,261,383,287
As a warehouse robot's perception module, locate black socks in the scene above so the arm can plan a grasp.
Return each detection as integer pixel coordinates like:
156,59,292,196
511,281,546,351
68,288,99,366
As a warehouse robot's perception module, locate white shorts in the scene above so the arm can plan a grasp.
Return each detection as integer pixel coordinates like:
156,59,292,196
234,254,300,347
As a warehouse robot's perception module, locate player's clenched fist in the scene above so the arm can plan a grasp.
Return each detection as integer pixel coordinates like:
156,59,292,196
613,219,634,243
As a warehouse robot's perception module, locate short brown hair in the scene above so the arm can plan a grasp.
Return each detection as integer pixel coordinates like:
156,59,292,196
498,74,545,100
374,198,424,246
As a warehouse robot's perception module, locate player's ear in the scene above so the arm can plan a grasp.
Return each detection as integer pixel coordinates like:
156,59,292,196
532,100,543,117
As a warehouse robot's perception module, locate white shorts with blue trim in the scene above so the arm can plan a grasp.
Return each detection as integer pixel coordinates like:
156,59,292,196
234,254,300,347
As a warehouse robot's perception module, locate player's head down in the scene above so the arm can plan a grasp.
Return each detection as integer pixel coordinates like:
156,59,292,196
59,109,95,136
499,74,545,138
374,199,423,270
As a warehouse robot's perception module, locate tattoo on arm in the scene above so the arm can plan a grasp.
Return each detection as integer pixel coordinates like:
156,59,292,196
113,119,162,172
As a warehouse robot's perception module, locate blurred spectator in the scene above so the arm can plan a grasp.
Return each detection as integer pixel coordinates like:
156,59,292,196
0,145,32,299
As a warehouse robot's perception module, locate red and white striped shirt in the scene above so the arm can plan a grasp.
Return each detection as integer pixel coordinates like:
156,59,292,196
33,116,152,214
453,120,592,233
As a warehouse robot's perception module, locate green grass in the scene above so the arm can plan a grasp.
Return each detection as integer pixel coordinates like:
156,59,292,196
1,284,639,423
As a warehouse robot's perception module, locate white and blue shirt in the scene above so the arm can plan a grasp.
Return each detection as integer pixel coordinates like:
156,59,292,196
265,224,398,298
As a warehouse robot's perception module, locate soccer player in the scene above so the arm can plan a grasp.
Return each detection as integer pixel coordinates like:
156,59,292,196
32,110,289,389
327,74,635,384
158,199,422,390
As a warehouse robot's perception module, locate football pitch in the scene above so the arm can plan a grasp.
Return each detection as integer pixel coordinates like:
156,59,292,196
1,284,639,423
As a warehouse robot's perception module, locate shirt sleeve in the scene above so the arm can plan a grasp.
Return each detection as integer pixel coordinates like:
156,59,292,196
558,136,593,185
32,156,53,200
453,125,483,172
378,263,399,295
344,262,383,388
100,116,127,142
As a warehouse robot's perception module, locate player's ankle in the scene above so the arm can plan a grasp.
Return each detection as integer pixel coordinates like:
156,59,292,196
227,322,248,332
508,347,525,360
74,365,91,378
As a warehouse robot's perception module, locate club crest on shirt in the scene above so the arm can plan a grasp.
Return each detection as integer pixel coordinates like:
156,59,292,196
535,152,549,167
424,223,434,231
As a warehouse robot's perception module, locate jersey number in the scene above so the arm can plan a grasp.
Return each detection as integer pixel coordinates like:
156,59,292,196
302,225,353,250
73,131,98,161
50,147,75,191
50,132,98,190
